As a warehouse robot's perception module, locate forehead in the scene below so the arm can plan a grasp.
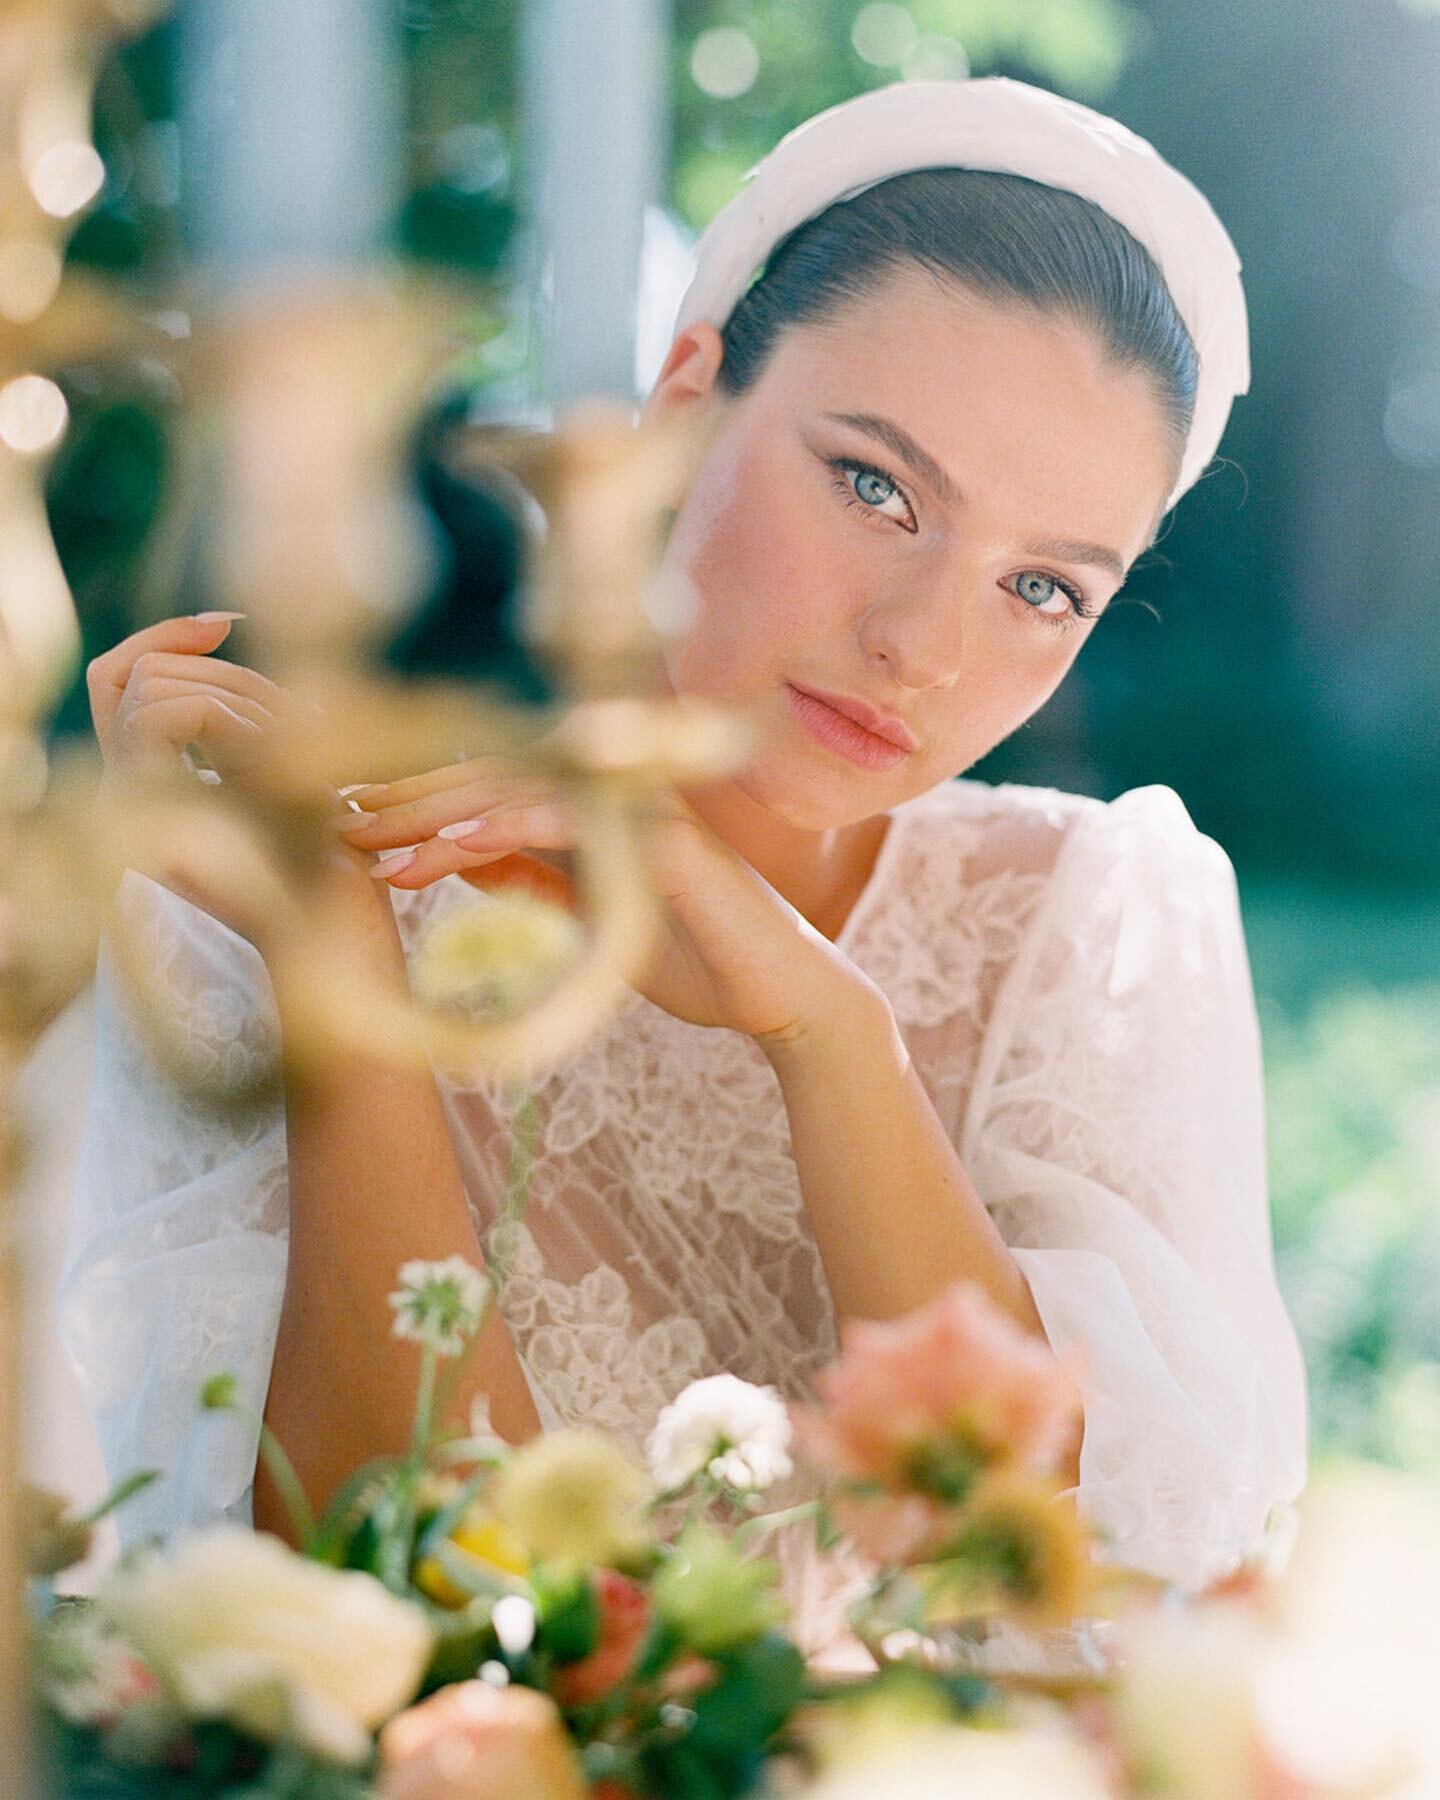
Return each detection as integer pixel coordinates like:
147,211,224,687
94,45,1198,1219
761,266,1175,554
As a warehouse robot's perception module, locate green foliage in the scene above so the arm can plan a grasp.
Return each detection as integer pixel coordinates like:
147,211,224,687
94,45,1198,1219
1263,980,1440,1477
668,0,1144,229
40,1710,375,1799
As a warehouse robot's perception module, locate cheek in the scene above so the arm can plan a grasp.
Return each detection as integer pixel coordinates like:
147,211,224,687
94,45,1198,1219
662,451,849,691
931,617,1089,768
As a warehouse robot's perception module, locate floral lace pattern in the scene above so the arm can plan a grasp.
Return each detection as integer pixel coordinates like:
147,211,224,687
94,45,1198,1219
60,778,1309,1661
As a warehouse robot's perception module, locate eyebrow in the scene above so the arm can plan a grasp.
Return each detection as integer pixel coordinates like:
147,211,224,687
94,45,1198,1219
822,409,1129,581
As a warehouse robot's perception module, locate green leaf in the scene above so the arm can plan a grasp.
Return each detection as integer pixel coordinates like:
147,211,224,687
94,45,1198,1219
532,1565,601,1664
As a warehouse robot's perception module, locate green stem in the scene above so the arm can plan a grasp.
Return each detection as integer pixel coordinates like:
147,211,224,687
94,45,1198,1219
410,1341,438,1466
430,1078,539,1443
223,1401,317,1550
731,1498,820,1553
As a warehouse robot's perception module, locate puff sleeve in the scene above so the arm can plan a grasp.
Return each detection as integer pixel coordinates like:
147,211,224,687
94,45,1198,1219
56,870,289,1551
962,785,1309,1591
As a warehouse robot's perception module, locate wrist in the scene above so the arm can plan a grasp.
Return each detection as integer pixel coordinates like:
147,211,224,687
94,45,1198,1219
755,965,895,1074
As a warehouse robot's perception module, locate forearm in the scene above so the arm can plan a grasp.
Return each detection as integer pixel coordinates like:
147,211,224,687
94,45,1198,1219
255,872,541,1540
761,978,1045,1333
761,982,1081,1489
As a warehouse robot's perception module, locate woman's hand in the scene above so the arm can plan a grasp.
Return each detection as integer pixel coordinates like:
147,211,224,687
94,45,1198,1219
85,613,380,955
336,760,879,1044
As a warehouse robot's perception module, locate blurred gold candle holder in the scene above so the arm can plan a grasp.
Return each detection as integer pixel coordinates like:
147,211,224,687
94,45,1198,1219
89,336,756,1101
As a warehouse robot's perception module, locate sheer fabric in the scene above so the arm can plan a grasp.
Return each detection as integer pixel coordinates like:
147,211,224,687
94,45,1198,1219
59,778,1308,1661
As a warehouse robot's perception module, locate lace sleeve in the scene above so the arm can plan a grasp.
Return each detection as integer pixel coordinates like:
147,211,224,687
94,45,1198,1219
56,870,289,1551
962,785,1309,1592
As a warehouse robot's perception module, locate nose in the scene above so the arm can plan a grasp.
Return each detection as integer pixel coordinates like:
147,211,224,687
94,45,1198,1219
856,587,966,692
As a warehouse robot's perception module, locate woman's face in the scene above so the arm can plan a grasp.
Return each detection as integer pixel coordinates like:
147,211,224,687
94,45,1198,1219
643,264,1177,831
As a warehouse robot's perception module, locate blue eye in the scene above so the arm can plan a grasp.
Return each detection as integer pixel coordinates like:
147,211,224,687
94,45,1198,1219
827,457,917,531
1007,569,1097,630
1015,572,1070,616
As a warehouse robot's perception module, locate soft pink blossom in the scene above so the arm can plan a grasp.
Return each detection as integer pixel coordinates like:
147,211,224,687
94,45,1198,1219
377,1680,587,1800
794,1281,1084,1490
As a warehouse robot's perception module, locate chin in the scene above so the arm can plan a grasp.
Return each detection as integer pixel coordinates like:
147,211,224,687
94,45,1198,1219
732,753,898,833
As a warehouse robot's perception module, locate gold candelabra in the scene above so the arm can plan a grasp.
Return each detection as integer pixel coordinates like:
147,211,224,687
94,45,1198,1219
0,4,754,1784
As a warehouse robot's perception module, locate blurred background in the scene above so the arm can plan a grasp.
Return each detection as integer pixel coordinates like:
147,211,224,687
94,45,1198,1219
23,0,1440,1518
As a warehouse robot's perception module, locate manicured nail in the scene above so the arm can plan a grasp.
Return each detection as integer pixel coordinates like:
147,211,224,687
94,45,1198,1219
369,848,417,878
194,610,246,622
437,818,487,841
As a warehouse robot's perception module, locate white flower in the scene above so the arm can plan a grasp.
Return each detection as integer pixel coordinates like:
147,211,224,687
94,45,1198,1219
389,1255,490,1357
646,1373,794,1493
99,1525,434,1766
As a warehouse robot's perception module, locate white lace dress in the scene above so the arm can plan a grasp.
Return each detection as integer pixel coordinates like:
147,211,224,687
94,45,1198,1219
58,777,1309,1668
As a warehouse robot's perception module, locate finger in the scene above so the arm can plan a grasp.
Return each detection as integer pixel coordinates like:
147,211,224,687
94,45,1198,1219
86,614,244,754
120,675,274,734
117,692,263,769
346,756,524,813
367,800,577,887
119,649,287,712
338,776,556,849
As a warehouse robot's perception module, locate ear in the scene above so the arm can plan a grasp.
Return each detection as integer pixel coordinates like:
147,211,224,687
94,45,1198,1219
639,321,726,427
640,322,728,510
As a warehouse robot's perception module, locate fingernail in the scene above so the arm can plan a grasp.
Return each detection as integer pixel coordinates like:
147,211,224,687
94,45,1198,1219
369,848,417,878
194,610,246,623
437,817,487,841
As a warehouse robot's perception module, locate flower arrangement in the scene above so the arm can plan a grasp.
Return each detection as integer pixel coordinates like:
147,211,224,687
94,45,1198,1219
25,1243,1128,1798
28,1246,1440,1796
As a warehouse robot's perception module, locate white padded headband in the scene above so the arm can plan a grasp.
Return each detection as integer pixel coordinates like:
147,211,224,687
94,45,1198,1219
673,77,1250,515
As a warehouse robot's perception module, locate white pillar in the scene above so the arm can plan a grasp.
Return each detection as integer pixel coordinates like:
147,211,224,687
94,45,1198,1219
177,0,403,272
521,0,669,411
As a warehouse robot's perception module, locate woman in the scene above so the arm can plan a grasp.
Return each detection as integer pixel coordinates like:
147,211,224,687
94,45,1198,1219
61,78,1307,1662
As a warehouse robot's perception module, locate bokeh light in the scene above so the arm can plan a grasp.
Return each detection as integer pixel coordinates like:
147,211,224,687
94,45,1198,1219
901,33,970,81
851,3,919,68
0,374,69,454
690,27,760,99
27,141,106,218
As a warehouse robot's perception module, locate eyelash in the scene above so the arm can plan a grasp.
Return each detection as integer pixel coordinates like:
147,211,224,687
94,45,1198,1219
825,455,1098,630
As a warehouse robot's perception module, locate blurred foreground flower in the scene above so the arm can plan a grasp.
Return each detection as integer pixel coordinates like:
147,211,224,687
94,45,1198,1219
653,1522,785,1653
551,1568,651,1707
799,1719,1114,1799
37,1604,162,1730
647,1372,794,1493
99,1524,434,1765
492,1429,651,1569
389,1254,491,1358
21,1483,95,1577
413,1500,532,1609
412,890,585,1019
915,1469,1095,1631
794,1281,1084,1502
1109,1460,1440,1798
377,1679,587,1800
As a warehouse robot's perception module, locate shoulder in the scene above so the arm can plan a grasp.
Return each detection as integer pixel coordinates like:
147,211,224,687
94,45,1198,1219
896,778,1235,899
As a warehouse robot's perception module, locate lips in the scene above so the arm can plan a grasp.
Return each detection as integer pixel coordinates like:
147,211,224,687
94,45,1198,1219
786,682,918,753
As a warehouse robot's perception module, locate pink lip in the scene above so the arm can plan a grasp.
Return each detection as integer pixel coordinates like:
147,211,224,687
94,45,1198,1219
785,683,915,772
787,682,918,753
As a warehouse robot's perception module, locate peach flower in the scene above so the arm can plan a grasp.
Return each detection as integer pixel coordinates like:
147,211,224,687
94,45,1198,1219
551,1570,651,1708
377,1680,587,1800
793,1281,1084,1497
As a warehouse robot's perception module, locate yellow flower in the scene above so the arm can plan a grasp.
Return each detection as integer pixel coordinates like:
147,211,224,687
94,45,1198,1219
919,1470,1095,1632
491,1430,650,1569
412,894,585,1019
414,1507,532,1610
